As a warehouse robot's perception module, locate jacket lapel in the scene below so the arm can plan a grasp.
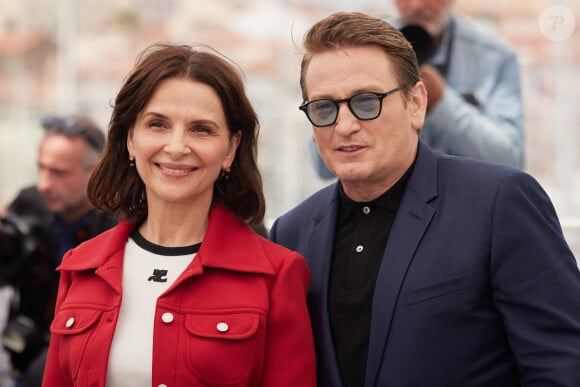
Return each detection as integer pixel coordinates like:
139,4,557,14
364,142,439,387
306,186,344,387
164,205,275,293
58,221,135,295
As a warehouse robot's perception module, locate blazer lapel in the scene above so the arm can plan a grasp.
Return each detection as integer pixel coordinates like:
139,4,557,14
364,142,439,387
307,185,344,387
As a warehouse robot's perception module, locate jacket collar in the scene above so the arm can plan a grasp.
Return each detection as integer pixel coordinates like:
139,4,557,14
197,205,275,275
405,140,439,203
364,140,439,387
58,205,274,276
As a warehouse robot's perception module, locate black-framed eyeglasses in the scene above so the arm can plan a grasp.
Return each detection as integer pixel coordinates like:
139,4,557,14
299,86,403,127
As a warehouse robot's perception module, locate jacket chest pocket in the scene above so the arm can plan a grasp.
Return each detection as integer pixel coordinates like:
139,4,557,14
406,272,473,305
184,312,263,385
50,308,103,376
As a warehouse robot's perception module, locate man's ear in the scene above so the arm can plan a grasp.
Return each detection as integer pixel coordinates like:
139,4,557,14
409,81,428,131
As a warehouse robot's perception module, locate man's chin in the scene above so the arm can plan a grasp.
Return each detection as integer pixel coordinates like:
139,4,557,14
333,166,367,182
44,202,63,214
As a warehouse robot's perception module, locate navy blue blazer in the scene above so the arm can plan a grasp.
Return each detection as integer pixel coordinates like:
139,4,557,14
270,141,580,387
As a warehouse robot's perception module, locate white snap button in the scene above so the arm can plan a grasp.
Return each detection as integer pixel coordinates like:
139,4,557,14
355,245,364,253
65,317,75,328
362,206,370,214
158,384,168,387
216,322,229,332
161,312,174,323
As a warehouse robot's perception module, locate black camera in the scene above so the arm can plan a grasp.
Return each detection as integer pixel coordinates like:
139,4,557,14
400,24,436,66
0,213,54,372
0,214,50,283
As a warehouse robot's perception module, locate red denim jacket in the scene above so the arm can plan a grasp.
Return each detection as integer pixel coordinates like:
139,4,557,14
42,206,316,387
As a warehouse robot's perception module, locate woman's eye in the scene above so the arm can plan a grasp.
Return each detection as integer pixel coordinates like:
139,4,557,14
193,125,213,134
148,120,164,128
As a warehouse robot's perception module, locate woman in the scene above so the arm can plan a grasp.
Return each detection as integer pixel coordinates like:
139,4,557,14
42,43,316,387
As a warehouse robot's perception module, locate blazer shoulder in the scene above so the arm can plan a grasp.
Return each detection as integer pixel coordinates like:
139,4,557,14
278,183,337,223
435,155,541,203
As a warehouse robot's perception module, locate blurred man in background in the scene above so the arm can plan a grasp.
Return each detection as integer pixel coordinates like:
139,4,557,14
0,115,116,386
311,0,524,179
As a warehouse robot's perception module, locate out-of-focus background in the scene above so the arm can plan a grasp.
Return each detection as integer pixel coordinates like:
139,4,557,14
1,0,579,255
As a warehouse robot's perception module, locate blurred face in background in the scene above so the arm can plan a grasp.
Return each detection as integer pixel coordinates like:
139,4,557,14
395,0,456,37
36,133,95,222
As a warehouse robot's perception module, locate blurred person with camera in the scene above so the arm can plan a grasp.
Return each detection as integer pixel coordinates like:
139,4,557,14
0,115,116,386
271,11,580,387
311,0,524,179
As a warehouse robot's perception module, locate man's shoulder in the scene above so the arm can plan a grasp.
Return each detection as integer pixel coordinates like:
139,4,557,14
60,222,129,269
433,152,533,197
85,209,118,236
7,186,48,217
271,183,337,245
279,184,337,222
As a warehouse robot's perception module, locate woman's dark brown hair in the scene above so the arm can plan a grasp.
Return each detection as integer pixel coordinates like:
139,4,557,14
88,43,265,225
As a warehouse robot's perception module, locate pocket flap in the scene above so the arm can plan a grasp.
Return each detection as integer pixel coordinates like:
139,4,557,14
185,313,259,340
406,272,473,305
50,309,102,335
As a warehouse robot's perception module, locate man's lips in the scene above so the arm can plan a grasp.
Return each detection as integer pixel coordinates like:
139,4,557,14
337,145,364,152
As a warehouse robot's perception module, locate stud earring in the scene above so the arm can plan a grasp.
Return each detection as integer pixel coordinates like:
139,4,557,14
129,156,135,169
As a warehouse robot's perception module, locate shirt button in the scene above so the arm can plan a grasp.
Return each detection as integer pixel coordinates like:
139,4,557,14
362,206,371,214
216,322,229,332
355,245,364,253
65,317,75,328
158,384,168,387
161,312,174,323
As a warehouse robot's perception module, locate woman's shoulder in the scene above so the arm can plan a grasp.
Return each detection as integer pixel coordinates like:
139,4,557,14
58,221,133,269
255,234,309,275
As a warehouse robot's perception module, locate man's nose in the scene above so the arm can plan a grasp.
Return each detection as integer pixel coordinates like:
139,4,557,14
333,103,360,136
36,170,51,193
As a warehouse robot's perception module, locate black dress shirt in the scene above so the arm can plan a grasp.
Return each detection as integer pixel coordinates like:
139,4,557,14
329,162,415,387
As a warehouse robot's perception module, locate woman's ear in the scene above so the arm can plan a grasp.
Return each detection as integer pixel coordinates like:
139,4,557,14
223,130,242,169
126,128,135,157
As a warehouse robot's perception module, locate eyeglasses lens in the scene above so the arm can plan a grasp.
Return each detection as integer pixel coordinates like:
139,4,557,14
351,93,381,119
306,92,383,126
308,100,337,127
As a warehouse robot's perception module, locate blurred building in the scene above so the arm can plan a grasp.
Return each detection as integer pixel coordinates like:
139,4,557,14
1,0,579,256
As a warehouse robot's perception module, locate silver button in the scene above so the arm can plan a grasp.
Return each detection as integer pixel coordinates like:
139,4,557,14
161,312,174,323
362,206,371,214
355,245,364,253
65,317,75,328
217,322,229,332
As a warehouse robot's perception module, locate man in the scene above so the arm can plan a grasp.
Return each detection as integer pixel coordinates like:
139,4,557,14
311,0,524,179
270,12,580,387
1,114,116,385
